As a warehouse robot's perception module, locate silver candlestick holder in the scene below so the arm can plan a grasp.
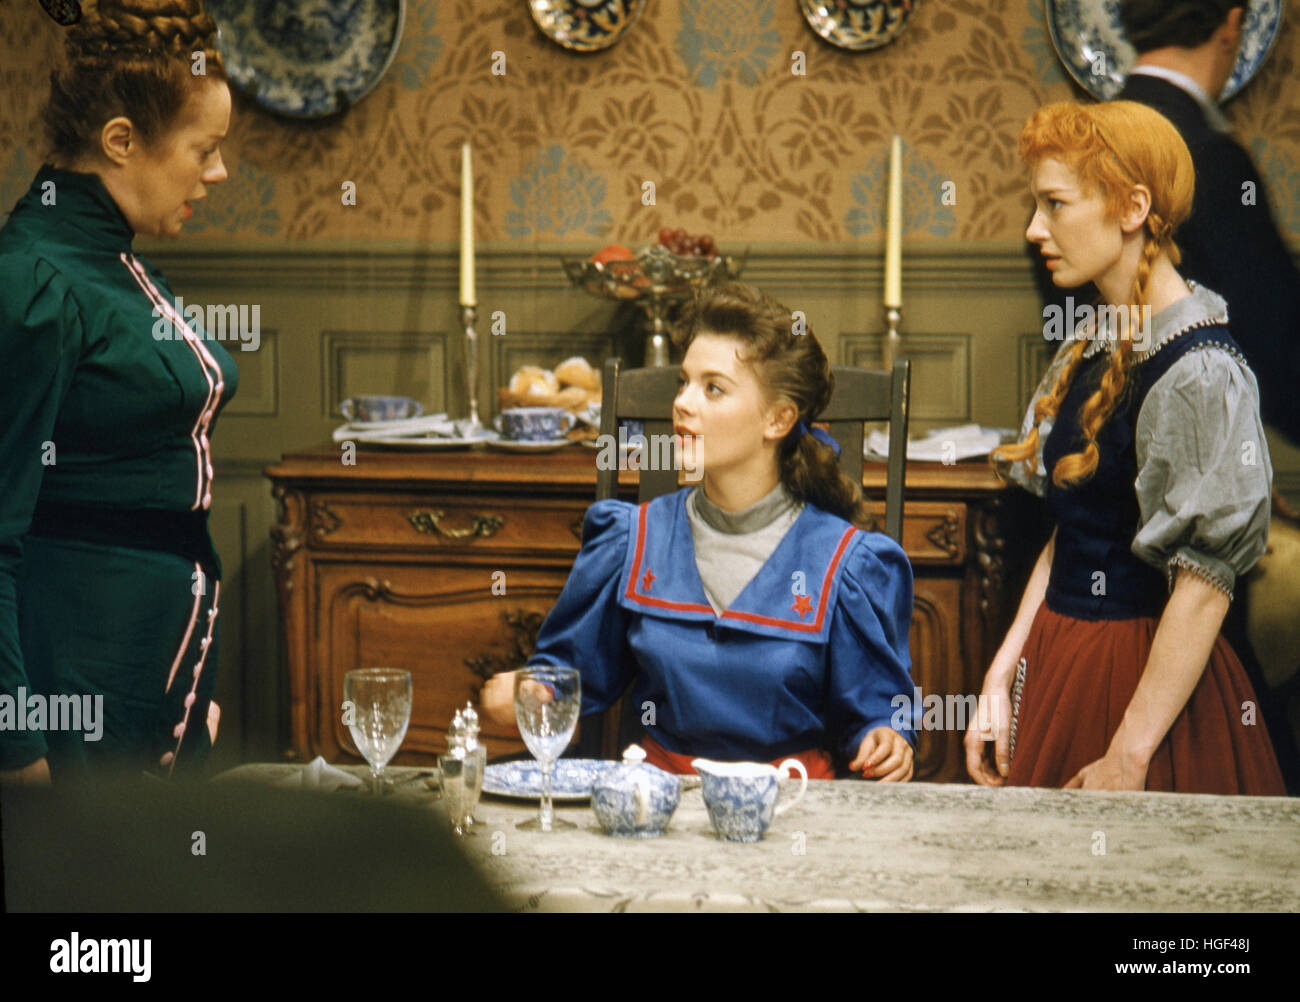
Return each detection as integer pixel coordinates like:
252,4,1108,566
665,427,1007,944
460,303,481,430
883,305,902,371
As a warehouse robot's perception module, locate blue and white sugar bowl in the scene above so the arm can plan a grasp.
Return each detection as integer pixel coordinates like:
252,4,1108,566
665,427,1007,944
591,744,681,838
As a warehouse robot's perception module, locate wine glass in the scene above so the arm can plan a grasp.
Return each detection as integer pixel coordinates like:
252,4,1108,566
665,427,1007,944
344,668,412,794
513,666,581,831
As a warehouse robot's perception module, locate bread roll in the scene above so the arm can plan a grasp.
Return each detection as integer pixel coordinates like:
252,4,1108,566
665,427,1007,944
508,365,559,398
555,355,599,392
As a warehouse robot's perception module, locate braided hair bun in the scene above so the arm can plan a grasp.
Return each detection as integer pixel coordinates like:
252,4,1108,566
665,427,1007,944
43,0,226,164
67,0,220,58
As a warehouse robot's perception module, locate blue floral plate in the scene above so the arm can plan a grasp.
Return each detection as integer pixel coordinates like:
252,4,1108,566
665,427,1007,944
1046,0,1283,102
528,0,646,52
206,0,406,118
482,759,611,801
799,0,918,52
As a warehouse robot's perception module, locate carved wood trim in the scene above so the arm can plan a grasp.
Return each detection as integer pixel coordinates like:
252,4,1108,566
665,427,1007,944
464,609,545,684
923,510,961,559
973,496,1008,630
311,500,342,539
270,485,305,593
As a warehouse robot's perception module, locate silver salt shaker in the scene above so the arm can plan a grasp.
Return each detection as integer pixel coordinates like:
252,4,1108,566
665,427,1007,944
437,750,467,836
461,702,486,826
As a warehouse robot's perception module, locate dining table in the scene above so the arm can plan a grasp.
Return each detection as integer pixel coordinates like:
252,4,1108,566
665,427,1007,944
212,760,1300,912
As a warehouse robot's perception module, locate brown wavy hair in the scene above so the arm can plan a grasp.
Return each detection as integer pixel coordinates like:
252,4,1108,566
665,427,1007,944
672,281,873,527
42,0,227,164
992,101,1195,488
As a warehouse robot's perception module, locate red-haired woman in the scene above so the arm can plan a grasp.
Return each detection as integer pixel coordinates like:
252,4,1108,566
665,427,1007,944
0,1,235,784
966,101,1284,794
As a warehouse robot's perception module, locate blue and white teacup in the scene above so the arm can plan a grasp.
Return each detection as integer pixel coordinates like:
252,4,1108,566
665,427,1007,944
493,406,577,442
692,758,808,843
340,395,424,423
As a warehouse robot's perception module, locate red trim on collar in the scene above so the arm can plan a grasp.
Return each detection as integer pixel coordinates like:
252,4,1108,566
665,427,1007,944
624,501,857,633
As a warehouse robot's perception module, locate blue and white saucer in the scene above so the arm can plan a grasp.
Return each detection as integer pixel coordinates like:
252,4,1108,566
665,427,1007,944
482,759,610,801
206,0,406,118
1046,0,1283,101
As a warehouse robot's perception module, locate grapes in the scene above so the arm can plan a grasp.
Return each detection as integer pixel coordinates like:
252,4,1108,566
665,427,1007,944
655,226,718,259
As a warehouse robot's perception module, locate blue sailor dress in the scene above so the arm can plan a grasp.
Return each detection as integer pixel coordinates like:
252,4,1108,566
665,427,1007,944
527,488,916,767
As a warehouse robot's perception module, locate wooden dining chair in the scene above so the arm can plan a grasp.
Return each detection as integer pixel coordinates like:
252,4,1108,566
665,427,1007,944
578,354,911,757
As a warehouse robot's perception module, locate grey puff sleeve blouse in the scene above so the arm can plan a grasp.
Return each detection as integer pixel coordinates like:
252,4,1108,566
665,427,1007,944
999,285,1272,601
1131,345,1272,599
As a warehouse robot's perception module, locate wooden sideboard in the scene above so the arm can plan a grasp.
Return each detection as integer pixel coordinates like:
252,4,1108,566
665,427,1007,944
264,447,1044,782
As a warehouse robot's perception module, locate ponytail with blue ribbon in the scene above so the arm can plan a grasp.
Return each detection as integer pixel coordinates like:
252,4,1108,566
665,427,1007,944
794,420,841,457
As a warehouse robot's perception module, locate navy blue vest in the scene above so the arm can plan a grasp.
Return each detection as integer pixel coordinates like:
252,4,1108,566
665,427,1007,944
1043,323,1243,620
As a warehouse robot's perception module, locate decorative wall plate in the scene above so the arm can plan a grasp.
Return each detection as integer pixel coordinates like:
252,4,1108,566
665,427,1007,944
1047,0,1284,101
799,0,918,52
206,0,406,118
528,0,646,52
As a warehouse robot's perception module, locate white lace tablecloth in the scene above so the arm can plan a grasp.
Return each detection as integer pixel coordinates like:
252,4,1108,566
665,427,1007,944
214,763,1300,912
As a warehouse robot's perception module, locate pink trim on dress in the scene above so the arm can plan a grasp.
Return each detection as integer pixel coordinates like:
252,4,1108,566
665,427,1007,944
166,579,220,778
120,253,225,510
164,567,204,695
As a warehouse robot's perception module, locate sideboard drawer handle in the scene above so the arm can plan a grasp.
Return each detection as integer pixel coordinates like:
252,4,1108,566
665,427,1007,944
408,510,505,540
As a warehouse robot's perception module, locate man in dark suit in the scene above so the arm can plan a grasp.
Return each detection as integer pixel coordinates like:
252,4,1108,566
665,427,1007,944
1117,0,1300,446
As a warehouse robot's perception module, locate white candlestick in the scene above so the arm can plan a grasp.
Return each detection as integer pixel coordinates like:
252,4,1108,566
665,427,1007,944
884,135,902,310
460,142,476,308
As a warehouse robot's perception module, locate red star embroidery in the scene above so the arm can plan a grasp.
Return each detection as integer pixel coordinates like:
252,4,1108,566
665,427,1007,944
791,593,813,619
641,569,656,592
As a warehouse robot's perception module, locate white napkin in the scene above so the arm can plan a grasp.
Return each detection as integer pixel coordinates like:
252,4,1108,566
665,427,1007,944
331,414,490,443
866,423,1009,462
273,756,364,792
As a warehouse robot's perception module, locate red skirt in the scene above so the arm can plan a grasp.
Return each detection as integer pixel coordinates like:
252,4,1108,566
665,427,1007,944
641,734,836,779
1007,604,1285,794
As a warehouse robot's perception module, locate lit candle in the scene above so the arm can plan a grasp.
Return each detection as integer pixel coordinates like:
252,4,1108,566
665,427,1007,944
884,135,902,310
460,142,476,308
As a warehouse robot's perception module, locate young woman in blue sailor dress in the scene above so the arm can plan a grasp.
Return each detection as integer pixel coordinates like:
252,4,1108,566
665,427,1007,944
0,1,236,784
483,282,916,779
967,101,1284,795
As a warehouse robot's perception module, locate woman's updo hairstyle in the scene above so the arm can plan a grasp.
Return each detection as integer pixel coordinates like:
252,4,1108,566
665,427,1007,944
42,0,227,164
672,281,874,528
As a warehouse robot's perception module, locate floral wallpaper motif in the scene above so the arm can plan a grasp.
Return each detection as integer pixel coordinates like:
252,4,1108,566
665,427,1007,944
392,0,443,91
1253,139,1300,237
677,0,781,90
505,145,612,238
846,142,956,239
1,0,1297,245
182,161,282,237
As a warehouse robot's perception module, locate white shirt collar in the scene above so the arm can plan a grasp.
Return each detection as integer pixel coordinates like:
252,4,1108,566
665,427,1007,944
1127,65,1232,133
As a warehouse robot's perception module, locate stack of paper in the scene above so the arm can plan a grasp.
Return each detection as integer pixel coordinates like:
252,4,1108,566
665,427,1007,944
866,423,1009,462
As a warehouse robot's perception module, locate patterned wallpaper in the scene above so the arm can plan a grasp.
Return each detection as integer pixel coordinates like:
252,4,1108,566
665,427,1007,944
2,0,1298,245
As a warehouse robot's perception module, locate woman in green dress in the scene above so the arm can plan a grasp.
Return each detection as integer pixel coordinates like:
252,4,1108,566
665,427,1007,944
0,0,236,784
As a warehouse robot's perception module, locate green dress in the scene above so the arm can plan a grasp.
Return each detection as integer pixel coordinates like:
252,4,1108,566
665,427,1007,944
0,165,238,778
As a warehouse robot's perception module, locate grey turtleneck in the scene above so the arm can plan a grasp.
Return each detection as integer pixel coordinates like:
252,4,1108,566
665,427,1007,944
686,483,804,613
